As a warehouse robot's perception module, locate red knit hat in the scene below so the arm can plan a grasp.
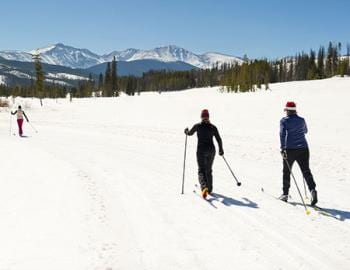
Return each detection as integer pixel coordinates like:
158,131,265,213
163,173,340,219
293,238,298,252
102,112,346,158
285,101,297,111
201,109,209,119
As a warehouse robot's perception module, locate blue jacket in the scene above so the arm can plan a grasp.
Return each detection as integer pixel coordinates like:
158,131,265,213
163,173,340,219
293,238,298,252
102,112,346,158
280,114,308,149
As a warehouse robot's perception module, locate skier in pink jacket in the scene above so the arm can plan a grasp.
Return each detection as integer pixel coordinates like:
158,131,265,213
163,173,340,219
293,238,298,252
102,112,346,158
11,105,29,136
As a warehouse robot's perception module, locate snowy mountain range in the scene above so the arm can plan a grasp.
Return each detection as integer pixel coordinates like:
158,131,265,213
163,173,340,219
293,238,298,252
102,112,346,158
0,43,243,69
0,56,196,87
0,56,95,87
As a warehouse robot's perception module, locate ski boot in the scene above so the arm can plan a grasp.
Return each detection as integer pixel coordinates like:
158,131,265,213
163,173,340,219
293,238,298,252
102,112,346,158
310,190,318,206
278,194,288,202
202,188,209,199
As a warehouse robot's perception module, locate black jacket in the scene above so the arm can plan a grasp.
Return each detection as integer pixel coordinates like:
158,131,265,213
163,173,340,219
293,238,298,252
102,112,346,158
188,122,223,153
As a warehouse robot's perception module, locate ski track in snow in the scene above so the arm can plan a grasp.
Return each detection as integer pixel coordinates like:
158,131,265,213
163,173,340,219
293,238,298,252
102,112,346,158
1,77,350,269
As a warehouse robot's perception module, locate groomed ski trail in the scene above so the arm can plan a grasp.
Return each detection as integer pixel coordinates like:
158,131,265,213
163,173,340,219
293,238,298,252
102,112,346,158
1,77,350,269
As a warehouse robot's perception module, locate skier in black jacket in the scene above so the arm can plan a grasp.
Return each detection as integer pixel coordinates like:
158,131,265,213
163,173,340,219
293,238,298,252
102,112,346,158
185,109,224,199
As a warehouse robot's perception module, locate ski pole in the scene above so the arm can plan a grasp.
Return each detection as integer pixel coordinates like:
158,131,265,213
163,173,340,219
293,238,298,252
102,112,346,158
222,156,242,186
282,153,310,215
9,112,12,136
303,177,309,200
181,134,188,194
28,122,38,133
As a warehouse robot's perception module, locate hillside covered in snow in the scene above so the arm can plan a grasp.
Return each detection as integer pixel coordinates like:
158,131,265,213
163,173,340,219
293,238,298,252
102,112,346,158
0,77,350,270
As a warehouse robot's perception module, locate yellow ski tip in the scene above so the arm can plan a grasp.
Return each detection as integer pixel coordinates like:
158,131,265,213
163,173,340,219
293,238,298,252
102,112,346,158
306,210,311,215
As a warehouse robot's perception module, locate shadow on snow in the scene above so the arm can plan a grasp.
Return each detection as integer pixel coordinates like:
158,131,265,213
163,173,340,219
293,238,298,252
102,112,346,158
289,202,350,221
208,192,259,209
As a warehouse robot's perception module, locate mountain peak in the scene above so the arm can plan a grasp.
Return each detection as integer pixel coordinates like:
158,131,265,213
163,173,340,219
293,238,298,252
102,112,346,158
155,45,189,52
159,44,182,49
55,42,66,47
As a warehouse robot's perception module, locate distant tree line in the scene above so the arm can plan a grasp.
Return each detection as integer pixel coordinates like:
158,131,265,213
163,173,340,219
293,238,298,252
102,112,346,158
1,41,349,100
270,42,350,83
116,41,350,94
0,83,68,99
118,68,221,95
113,60,271,94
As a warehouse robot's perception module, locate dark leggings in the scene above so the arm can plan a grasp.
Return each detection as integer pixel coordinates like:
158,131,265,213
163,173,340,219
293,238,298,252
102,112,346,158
197,150,215,192
283,148,316,195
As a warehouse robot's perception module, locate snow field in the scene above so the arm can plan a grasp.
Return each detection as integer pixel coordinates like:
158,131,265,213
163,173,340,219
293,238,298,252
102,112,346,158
0,77,350,269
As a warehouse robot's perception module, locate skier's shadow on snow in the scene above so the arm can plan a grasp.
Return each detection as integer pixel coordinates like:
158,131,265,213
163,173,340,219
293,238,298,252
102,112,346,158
209,193,259,209
290,202,350,221
314,207,350,221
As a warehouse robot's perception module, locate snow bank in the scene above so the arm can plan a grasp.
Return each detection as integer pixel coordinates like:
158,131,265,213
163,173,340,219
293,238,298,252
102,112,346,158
47,72,89,81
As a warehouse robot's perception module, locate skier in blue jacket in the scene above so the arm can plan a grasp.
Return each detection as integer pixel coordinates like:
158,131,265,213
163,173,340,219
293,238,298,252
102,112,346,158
279,101,318,205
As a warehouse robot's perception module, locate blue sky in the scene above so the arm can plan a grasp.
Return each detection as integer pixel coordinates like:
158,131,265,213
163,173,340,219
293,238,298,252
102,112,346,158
1,0,349,58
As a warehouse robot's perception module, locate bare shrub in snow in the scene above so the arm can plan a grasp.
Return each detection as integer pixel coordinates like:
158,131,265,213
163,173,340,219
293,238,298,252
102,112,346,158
0,98,9,108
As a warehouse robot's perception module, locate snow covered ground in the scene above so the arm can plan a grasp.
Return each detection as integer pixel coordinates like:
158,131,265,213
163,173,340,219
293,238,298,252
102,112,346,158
1,77,350,270
46,72,90,81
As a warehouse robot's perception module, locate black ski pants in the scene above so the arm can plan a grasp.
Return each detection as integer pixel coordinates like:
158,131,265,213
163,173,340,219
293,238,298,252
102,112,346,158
283,148,316,195
197,149,216,193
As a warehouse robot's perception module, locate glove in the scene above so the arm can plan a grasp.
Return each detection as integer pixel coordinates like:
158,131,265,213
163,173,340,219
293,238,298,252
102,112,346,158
184,128,189,135
219,149,224,156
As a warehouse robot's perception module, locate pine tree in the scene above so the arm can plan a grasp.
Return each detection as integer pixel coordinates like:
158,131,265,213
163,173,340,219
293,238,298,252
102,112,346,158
332,43,340,75
325,42,333,77
85,73,94,97
32,53,45,106
125,76,137,96
338,60,348,77
307,50,317,80
104,62,112,97
317,46,325,79
111,56,118,96
98,73,103,97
